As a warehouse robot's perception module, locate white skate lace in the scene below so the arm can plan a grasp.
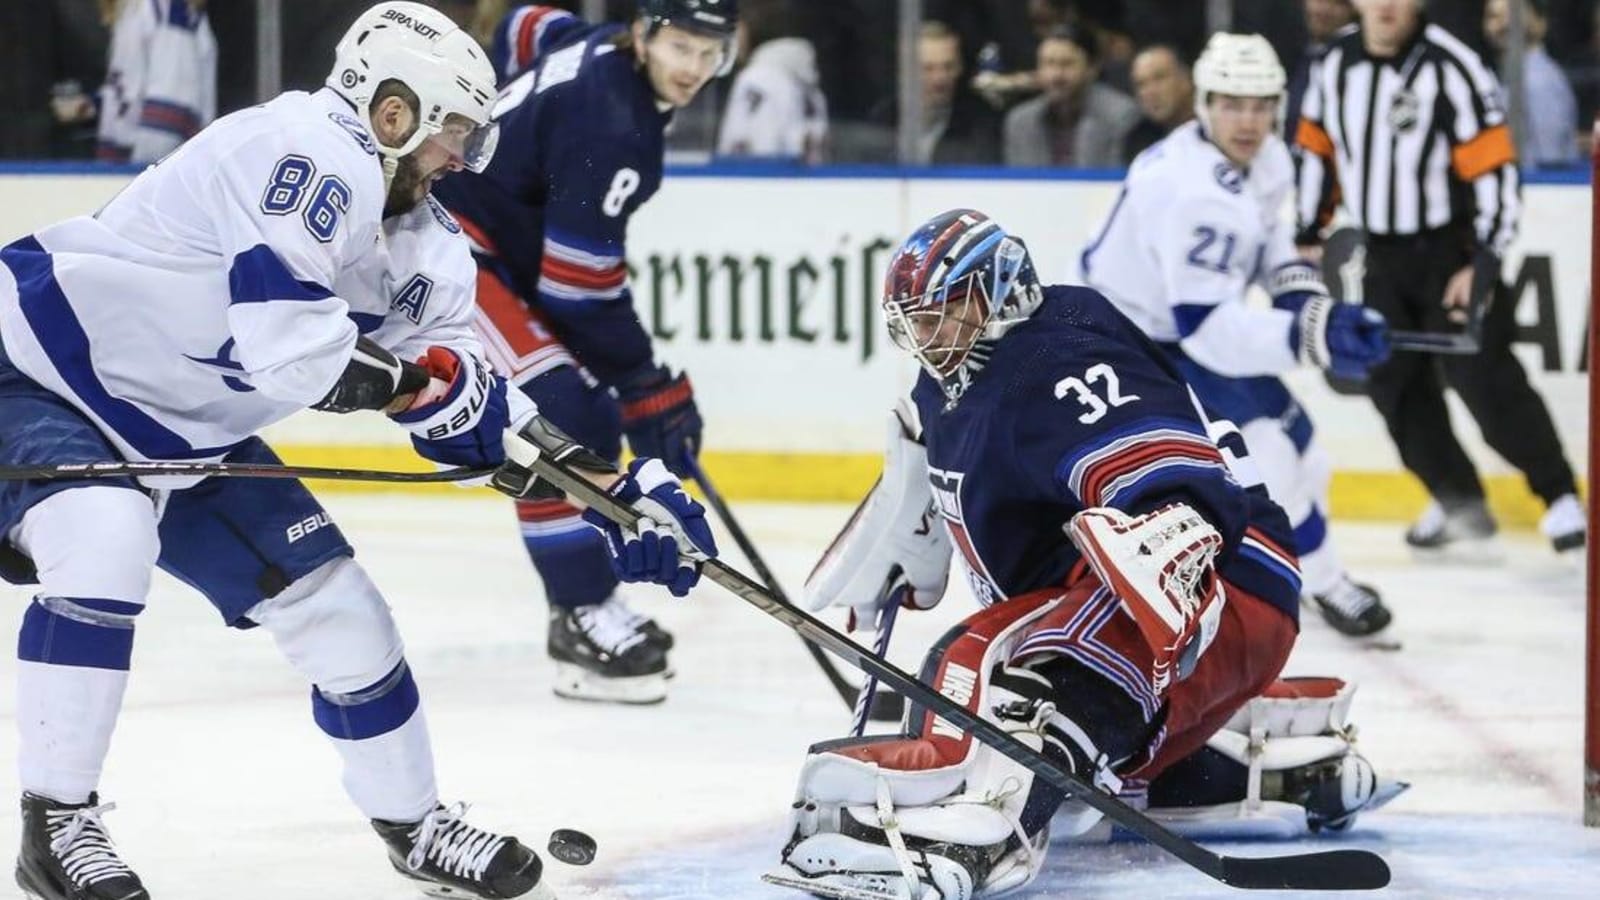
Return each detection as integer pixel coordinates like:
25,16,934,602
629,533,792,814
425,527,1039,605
1320,579,1377,619
599,594,651,632
46,801,133,887
577,604,647,654
405,802,506,883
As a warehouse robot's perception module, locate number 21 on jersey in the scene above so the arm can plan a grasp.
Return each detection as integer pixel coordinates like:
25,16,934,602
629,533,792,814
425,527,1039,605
1055,363,1140,424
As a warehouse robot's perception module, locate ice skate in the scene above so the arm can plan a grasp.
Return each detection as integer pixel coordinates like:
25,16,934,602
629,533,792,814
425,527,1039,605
15,792,148,900
1539,494,1586,555
1307,578,1396,646
547,603,669,704
1404,500,1501,562
372,802,553,900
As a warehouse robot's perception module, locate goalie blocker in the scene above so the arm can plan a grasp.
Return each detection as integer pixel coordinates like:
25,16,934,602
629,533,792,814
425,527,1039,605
767,561,1401,899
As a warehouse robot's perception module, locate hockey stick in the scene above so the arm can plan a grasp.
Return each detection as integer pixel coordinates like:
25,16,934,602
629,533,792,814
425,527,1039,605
1389,250,1498,355
683,456,906,723
0,459,493,484
531,452,1391,891
848,576,906,737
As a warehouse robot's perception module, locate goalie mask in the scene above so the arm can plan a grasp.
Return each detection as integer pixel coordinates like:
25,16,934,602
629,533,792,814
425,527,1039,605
882,209,1043,380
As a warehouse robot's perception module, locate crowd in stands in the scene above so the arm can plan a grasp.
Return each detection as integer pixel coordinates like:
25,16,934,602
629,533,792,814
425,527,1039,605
5,0,1597,170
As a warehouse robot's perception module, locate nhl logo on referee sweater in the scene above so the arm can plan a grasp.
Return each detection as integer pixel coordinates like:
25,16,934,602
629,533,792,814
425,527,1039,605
1388,89,1420,133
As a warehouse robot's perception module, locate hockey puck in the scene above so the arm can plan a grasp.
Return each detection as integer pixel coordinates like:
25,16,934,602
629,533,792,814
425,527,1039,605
548,828,597,866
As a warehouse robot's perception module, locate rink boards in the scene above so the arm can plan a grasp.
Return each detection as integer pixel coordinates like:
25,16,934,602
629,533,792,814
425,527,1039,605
0,164,1590,523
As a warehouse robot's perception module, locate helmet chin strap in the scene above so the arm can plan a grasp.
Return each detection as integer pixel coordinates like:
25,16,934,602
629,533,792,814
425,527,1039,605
373,119,434,192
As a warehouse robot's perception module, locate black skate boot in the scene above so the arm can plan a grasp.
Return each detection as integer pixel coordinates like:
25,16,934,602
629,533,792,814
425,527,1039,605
1308,578,1393,639
372,802,553,900
1404,500,1498,557
16,792,148,900
547,604,669,704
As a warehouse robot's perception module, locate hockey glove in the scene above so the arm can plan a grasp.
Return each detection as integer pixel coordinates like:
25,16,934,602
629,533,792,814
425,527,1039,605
1292,297,1391,380
617,365,702,477
1067,503,1227,695
582,458,718,597
391,347,510,470
804,402,951,631
313,336,429,413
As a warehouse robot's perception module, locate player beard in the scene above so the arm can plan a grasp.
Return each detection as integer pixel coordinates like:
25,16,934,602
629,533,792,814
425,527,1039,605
384,153,428,219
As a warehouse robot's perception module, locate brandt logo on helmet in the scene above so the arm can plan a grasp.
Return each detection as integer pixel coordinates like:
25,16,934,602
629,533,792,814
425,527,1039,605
380,7,441,40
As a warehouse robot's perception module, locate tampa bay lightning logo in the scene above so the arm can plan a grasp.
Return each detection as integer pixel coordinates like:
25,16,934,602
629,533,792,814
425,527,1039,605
1213,162,1243,194
184,338,254,393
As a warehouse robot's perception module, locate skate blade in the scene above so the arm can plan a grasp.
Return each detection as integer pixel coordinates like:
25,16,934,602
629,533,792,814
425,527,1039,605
761,868,913,900
399,870,556,900
552,662,667,705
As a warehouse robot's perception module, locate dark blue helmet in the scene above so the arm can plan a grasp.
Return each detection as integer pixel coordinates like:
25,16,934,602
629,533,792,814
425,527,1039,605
637,0,738,39
883,209,1041,377
636,0,739,76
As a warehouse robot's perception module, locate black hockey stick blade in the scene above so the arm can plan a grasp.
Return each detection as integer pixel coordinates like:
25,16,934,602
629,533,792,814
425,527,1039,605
1391,328,1481,354
1219,849,1391,890
0,459,493,484
533,453,1392,892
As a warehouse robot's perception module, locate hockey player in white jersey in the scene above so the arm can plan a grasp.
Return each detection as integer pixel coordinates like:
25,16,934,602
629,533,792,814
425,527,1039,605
1080,33,1395,639
0,4,714,899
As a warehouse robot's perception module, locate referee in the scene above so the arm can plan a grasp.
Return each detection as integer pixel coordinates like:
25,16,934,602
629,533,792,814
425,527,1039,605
1293,0,1582,555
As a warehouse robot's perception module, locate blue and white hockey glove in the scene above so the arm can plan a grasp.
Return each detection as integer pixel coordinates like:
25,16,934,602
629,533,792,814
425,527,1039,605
392,347,510,469
582,458,718,598
617,365,702,477
1292,297,1391,380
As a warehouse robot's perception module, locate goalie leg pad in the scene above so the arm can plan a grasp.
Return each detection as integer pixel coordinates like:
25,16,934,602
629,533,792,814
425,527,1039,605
774,583,1155,899
1142,678,1408,838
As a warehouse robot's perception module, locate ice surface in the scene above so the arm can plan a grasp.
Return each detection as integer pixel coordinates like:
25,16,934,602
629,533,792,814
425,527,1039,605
1,494,1596,898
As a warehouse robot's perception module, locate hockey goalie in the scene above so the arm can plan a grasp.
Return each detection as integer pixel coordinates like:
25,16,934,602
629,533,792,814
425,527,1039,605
765,210,1406,899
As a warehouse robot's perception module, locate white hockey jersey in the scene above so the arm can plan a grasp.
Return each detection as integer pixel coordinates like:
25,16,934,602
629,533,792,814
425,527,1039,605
97,0,218,163
1079,122,1313,378
0,89,519,483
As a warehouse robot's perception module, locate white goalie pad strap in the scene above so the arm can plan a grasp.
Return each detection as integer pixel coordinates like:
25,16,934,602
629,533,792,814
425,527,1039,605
1206,728,1353,774
1220,678,1355,738
805,401,952,622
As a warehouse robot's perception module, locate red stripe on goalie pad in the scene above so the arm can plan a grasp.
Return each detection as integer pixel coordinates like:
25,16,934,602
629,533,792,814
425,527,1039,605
1260,676,1347,700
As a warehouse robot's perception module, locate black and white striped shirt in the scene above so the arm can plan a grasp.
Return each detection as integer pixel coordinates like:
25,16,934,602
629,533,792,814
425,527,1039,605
1294,21,1520,254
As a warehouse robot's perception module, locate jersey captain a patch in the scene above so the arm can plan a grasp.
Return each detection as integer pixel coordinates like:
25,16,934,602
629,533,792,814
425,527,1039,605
928,466,1002,607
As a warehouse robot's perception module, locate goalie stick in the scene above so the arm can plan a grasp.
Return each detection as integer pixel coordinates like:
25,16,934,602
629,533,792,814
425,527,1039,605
683,456,906,723
530,450,1392,892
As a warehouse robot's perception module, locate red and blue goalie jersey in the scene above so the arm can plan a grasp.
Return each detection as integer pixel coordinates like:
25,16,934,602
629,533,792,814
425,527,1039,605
912,285,1303,621
433,6,669,385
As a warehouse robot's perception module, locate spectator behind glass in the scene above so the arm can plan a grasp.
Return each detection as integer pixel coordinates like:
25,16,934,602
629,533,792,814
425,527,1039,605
1122,44,1194,162
1003,24,1138,168
1485,0,1580,167
717,0,829,162
1285,0,1355,138
856,21,1001,165
95,0,216,163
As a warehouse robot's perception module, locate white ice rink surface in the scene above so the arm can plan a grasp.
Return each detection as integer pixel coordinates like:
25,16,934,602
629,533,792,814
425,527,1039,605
2,493,1597,899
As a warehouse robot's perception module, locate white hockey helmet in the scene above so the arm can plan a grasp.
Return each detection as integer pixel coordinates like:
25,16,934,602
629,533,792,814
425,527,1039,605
326,1,499,171
1192,33,1286,132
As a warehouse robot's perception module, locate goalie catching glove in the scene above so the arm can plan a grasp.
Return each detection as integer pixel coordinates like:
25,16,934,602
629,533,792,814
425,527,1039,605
494,417,717,597
803,401,951,632
1066,503,1226,695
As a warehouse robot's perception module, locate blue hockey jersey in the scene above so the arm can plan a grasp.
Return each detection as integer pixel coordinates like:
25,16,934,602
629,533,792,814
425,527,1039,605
433,9,668,386
912,285,1302,622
